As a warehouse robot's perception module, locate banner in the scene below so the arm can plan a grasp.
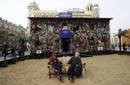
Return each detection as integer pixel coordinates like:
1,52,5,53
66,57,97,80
59,12,72,18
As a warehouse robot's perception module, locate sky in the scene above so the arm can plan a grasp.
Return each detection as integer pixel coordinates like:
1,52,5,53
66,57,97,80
0,0,130,34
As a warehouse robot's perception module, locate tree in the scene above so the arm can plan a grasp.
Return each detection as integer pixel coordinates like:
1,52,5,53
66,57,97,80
18,34,28,60
18,34,28,45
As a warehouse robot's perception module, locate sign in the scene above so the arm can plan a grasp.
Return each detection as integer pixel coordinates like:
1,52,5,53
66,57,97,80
59,12,72,18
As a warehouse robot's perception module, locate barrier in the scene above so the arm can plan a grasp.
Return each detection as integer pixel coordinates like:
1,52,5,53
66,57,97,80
0,50,129,68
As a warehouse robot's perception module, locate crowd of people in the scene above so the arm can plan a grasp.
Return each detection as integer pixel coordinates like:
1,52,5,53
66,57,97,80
30,21,110,53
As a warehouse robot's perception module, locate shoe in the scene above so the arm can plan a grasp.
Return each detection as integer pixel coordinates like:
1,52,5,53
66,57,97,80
70,78,74,83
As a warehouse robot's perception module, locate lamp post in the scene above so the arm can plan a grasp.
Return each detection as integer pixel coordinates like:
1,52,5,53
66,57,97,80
118,29,122,51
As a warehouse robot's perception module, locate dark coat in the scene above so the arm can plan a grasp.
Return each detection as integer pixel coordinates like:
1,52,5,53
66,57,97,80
53,61,62,72
68,56,83,77
2,44,8,56
68,56,82,67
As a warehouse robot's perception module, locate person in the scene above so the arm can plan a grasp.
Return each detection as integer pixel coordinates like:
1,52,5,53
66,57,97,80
123,43,126,52
48,53,64,81
18,44,21,56
11,45,16,57
48,53,58,65
128,44,130,51
59,22,73,52
2,42,8,58
2,42,8,67
67,52,83,82
52,59,64,81
18,42,26,60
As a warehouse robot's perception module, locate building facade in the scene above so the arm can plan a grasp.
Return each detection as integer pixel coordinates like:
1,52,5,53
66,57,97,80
27,2,100,35
27,2,99,18
0,17,26,47
110,33,119,46
27,2,111,53
122,29,130,45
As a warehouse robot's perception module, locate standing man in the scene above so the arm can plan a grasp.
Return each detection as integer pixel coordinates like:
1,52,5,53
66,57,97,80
123,43,126,52
18,42,26,61
2,42,8,67
59,22,73,52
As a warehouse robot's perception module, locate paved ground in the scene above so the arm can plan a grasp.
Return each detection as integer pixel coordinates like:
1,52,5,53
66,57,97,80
0,54,130,85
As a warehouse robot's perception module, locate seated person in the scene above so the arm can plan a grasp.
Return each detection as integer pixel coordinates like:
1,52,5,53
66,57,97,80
51,57,63,73
67,52,83,81
48,53,65,81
